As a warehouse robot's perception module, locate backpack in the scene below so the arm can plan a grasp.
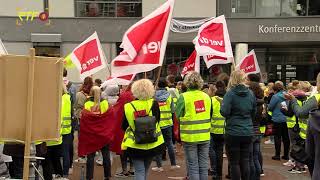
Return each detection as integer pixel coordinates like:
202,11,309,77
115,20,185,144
130,102,158,144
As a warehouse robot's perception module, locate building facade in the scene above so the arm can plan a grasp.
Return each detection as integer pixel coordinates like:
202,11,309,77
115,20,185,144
0,0,319,83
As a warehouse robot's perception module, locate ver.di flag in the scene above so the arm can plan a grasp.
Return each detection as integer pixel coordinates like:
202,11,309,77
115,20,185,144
193,15,233,58
181,50,200,77
101,74,135,88
69,32,107,80
203,55,233,68
0,39,8,55
236,50,260,75
111,0,175,77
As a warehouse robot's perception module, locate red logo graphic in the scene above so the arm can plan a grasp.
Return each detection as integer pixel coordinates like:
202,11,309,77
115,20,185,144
134,110,147,118
194,100,205,113
198,23,225,53
158,102,167,106
73,39,102,74
239,54,256,74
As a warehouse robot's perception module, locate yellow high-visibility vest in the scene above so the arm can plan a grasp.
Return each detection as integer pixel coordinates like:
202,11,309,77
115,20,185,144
158,96,173,128
286,115,296,129
299,94,320,139
84,100,109,114
122,99,164,150
180,90,211,143
211,96,225,134
61,94,72,135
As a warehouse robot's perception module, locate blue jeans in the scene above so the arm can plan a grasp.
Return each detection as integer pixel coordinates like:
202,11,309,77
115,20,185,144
132,157,153,180
62,133,73,176
209,134,224,179
156,127,177,167
183,142,209,180
253,135,262,179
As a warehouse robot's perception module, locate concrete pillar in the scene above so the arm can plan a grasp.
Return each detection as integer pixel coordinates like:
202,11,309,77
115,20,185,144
235,43,248,66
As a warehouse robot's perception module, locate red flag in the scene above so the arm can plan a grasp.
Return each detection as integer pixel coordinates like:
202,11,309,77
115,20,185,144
70,32,107,79
194,15,233,58
203,55,233,68
101,74,135,88
78,110,115,156
109,90,135,154
181,50,200,77
236,50,260,75
111,0,175,77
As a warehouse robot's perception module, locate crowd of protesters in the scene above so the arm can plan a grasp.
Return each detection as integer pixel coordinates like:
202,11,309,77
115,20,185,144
1,68,320,180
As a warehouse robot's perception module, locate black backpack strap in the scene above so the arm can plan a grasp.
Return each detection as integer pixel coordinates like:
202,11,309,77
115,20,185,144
130,102,153,116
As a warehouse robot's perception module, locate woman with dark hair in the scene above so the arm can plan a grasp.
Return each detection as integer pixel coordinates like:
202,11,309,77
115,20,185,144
74,77,93,163
268,81,290,161
248,80,264,180
209,80,226,180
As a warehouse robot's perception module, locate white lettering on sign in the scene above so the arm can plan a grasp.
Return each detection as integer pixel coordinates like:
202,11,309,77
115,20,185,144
81,56,99,70
245,64,254,71
258,24,320,34
183,63,195,72
199,37,223,46
142,41,161,54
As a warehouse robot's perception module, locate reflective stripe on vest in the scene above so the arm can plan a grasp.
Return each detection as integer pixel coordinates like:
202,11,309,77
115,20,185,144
180,90,211,143
122,99,164,150
61,94,72,135
211,96,225,134
158,96,173,128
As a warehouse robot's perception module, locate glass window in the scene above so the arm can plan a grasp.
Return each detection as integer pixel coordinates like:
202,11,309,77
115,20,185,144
232,0,253,14
308,0,320,15
75,0,142,17
281,0,307,16
256,0,281,17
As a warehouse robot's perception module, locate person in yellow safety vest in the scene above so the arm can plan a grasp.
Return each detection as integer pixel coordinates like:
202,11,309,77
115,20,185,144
60,90,73,178
209,80,226,180
42,85,70,180
152,78,180,172
121,79,164,180
176,72,212,180
285,84,320,177
84,86,111,180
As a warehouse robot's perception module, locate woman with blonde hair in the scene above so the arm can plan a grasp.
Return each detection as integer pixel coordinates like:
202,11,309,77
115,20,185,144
176,71,212,180
221,70,256,180
121,79,164,180
84,86,111,180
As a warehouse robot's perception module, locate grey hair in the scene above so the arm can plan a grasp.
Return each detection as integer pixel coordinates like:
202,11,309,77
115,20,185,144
131,79,155,100
183,71,204,90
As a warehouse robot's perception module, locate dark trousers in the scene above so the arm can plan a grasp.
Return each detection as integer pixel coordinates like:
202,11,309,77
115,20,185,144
8,156,24,179
226,135,252,180
120,151,133,172
62,134,73,176
42,145,63,180
209,134,224,179
86,145,111,180
273,122,290,158
156,127,177,167
306,121,320,179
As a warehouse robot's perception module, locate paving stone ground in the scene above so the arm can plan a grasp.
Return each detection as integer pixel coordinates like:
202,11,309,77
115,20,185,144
70,137,310,180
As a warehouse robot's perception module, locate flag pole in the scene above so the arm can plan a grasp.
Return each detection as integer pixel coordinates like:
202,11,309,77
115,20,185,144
155,66,162,87
144,72,147,79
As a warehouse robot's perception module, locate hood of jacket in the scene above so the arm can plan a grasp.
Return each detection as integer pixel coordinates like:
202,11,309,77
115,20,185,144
275,91,286,101
309,109,320,132
155,89,170,102
232,84,250,97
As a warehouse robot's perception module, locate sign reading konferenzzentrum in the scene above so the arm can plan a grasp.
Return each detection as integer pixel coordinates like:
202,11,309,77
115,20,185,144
259,24,320,34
